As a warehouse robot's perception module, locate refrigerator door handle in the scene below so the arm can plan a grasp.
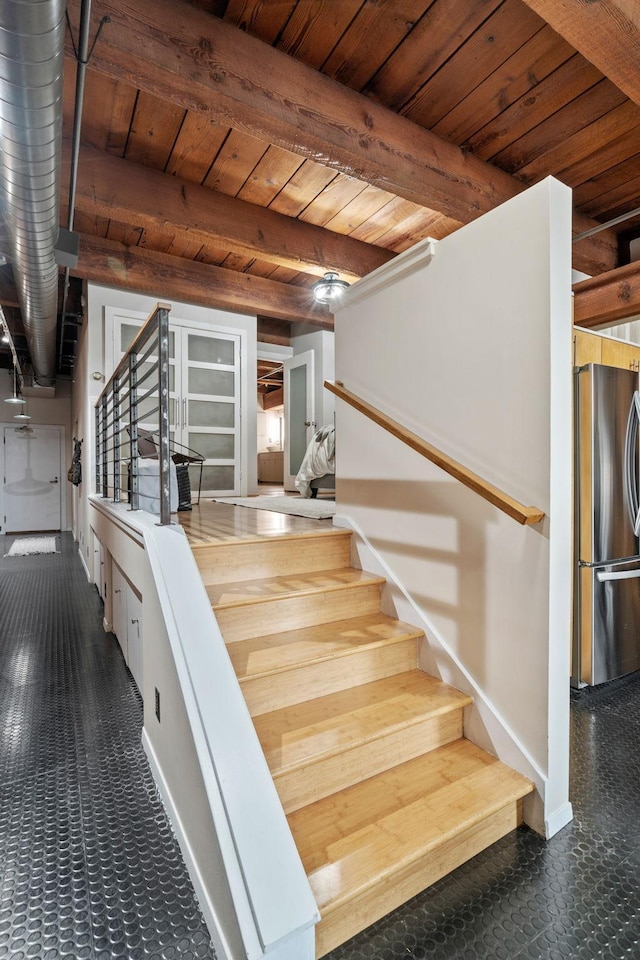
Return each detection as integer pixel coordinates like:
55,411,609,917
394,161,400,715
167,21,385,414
597,568,640,582
624,391,640,535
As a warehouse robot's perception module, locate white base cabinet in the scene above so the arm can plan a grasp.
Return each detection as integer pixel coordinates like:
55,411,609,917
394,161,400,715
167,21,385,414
112,562,144,693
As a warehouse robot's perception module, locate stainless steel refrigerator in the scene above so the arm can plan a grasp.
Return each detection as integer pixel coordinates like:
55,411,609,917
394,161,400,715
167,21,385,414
573,363,640,686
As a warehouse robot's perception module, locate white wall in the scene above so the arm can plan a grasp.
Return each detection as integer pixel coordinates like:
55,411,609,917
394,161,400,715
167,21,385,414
71,283,104,569
0,371,72,532
334,178,573,837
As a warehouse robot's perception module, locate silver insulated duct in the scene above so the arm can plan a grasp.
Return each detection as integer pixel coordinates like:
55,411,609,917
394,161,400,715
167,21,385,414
0,0,65,386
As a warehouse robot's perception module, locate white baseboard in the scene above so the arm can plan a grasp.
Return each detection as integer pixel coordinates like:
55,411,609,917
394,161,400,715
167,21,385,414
544,801,574,840
102,617,113,634
142,728,233,960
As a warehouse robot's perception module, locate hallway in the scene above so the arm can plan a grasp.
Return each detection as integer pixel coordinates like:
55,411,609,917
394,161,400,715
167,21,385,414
1,530,640,959
0,532,214,960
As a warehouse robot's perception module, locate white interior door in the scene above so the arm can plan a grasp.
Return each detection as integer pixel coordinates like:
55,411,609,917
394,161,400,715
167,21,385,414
284,350,315,491
182,329,241,497
3,425,62,533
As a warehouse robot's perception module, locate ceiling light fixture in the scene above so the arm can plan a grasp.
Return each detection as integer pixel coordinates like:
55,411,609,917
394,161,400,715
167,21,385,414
312,271,350,304
4,366,25,404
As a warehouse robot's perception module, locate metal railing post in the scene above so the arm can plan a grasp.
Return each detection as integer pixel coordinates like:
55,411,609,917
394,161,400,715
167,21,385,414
95,404,101,495
113,373,120,502
101,394,108,496
157,305,171,525
129,351,139,511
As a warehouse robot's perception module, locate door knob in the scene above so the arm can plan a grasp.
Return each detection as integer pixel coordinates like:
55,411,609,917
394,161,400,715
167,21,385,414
49,478,59,484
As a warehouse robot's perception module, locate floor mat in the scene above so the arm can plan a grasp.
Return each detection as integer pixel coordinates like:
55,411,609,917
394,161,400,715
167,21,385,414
5,536,57,556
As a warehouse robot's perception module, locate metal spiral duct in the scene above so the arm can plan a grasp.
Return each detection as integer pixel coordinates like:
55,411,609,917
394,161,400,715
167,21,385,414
0,0,65,386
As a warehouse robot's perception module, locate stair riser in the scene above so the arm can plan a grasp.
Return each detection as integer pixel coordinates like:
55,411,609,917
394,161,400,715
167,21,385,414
275,710,464,814
241,638,418,716
194,533,351,585
215,583,383,642
314,800,523,958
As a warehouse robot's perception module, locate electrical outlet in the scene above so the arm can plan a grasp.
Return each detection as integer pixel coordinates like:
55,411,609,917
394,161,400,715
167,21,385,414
155,687,161,722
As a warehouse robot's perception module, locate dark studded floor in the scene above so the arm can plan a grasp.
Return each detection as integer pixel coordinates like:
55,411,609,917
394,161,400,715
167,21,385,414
0,532,214,960
1,533,640,960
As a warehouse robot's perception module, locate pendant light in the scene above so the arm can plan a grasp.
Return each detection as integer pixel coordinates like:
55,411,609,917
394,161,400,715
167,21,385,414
312,271,350,304
4,366,25,404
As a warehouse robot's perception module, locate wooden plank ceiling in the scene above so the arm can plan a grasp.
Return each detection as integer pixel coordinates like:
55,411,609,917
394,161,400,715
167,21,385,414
5,0,640,372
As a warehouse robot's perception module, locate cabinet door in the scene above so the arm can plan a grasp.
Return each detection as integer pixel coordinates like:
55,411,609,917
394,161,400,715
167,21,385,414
93,538,102,594
601,338,637,370
574,330,602,366
112,563,128,660
127,589,143,693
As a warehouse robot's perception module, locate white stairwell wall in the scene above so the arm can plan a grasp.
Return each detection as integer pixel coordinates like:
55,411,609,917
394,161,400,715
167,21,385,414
334,177,573,838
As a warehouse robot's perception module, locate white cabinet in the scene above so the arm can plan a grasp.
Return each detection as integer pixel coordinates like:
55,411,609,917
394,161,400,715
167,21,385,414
111,562,144,694
93,536,104,599
127,590,143,691
116,316,242,497
112,563,128,660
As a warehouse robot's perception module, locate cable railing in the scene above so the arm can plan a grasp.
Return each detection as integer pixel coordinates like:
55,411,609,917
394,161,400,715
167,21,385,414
325,380,545,526
95,302,204,524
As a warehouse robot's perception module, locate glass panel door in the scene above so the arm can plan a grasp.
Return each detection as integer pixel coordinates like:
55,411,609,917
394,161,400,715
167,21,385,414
113,317,242,501
284,350,315,490
182,330,241,496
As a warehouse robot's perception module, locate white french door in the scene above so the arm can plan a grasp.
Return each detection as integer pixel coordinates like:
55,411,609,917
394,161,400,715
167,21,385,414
116,319,241,497
284,350,315,491
3,425,63,532
179,329,240,497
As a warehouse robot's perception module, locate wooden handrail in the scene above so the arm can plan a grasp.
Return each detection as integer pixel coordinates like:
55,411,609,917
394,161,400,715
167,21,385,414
325,381,545,526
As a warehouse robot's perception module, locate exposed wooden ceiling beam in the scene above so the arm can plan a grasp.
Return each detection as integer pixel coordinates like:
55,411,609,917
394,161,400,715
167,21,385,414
71,234,334,327
521,0,640,108
263,387,284,410
65,142,391,282
257,317,292,345
65,0,617,276
573,260,640,328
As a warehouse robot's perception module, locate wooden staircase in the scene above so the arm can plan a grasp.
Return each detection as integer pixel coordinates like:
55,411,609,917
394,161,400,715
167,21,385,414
192,526,533,958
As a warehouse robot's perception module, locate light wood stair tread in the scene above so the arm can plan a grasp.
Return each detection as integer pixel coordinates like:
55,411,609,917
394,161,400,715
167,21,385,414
254,670,472,774
229,613,423,680
287,739,534,912
208,568,385,608
191,527,351,551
